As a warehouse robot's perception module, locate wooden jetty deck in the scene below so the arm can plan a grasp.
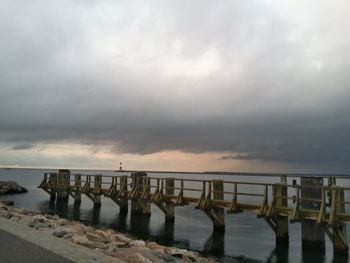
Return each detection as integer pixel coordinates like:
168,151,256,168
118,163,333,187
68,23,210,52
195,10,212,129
39,170,350,254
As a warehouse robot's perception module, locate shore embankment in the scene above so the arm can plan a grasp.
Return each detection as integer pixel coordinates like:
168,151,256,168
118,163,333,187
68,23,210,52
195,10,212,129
0,202,217,263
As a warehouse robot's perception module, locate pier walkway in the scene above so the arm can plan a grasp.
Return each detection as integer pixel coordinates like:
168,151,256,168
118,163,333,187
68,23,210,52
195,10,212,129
39,170,350,254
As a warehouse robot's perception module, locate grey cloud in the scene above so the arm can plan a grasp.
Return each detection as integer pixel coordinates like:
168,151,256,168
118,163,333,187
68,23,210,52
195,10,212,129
0,1,350,172
10,143,36,150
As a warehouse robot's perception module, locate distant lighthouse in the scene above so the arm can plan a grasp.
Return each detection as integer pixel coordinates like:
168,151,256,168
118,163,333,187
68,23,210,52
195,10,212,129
119,162,123,171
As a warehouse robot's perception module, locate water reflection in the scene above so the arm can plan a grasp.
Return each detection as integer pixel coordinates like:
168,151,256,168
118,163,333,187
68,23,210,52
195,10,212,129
332,253,349,263
55,199,69,217
89,205,101,225
162,220,175,245
203,231,225,257
130,213,150,237
302,245,325,263
266,244,289,263
114,212,128,232
71,202,81,221
37,198,69,217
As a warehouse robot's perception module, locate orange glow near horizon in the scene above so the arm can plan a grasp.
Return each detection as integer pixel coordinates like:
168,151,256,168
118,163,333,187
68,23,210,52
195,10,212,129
0,142,293,173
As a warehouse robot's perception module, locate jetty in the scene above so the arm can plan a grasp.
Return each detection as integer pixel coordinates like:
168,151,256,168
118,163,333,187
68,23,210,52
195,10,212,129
39,170,350,254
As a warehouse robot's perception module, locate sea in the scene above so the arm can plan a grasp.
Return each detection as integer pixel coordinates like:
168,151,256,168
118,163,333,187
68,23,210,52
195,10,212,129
1,168,350,263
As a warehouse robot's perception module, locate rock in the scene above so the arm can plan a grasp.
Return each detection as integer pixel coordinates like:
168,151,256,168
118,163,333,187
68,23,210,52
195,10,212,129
104,242,122,257
57,219,70,226
125,253,152,263
115,234,133,244
130,240,146,247
52,215,60,220
93,241,109,249
53,227,74,238
171,253,197,262
71,235,93,248
0,210,10,218
85,231,101,241
62,234,75,240
182,255,196,263
34,215,49,222
147,242,166,253
10,216,21,222
93,236,110,243
111,241,126,248
29,221,48,230
1,200,14,206
18,216,33,225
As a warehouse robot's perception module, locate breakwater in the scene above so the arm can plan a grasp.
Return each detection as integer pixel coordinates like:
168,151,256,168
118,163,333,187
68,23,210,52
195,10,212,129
0,202,215,263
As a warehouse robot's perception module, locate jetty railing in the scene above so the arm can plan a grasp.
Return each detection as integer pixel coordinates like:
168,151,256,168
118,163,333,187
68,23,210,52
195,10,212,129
39,171,350,254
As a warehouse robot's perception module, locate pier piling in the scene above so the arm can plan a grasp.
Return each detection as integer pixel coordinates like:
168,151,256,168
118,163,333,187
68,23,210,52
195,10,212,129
203,180,225,231
131,172,151,216
274,182,289,244
56,170,70,201
71,174,82,203
301,177,325,249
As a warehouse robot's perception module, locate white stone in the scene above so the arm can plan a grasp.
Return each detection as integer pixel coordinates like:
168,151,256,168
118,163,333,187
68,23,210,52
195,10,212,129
129,240,146,247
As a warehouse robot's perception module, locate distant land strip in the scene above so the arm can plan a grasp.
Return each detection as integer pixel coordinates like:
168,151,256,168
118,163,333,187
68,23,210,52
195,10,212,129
114,170,350,178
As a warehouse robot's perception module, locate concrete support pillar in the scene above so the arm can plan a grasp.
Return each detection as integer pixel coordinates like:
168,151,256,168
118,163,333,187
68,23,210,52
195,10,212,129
93,175,102,207
48,173,57,200
119,176,129,214
141,177,151,216
301,177,325,248
203,180,225,231
131,172,151,216
164,177,175,221
332,188,348,254
273,183,289,244
57,169,70,201
73,174,81,203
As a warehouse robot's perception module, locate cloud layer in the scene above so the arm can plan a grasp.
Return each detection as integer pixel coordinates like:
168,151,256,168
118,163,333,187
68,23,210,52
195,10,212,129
1,0,350,172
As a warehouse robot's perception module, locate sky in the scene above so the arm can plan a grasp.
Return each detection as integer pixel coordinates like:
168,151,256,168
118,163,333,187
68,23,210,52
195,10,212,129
0,0,350,174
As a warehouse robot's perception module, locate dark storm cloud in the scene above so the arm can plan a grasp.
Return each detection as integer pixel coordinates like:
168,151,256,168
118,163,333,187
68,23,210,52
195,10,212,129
1,0,350,172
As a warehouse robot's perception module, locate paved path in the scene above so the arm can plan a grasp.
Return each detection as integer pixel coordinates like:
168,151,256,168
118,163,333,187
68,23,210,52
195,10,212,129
0,217,125,263
0,229,74,263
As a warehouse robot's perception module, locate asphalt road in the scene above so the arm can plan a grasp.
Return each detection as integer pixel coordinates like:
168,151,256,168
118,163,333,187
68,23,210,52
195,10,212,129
0,229,74,263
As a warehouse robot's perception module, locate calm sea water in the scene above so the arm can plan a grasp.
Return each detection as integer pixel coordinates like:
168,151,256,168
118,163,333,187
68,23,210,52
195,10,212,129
1,168,350,263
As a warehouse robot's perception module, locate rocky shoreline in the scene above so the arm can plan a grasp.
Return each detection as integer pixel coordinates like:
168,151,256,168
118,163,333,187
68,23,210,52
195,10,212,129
0,181,28,195
0,202,216,263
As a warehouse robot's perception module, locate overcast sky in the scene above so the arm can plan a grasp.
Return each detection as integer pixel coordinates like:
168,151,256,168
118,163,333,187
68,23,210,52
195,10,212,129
0,0,349,174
